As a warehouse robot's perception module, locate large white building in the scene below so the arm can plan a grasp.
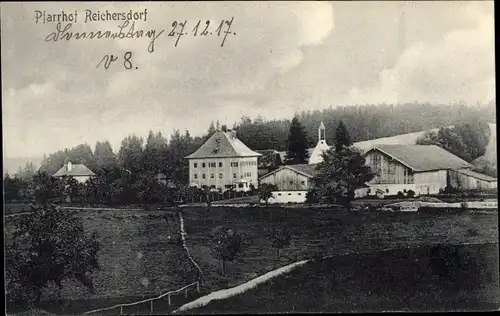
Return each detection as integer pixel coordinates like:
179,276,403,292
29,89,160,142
185,130,261,192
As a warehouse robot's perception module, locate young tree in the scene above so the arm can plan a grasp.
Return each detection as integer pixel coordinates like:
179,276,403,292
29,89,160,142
32,170,64,205
313,146,375,209
268,227,292,260
211,226,242,275
259,183,278,206
334,120,352,153
286,115,309,164
6,204,100,308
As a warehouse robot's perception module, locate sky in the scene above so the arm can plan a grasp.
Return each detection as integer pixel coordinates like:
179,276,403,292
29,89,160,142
1,1,495,158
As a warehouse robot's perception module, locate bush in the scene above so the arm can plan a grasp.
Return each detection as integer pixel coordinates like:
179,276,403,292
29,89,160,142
397,191,405,199
407,190,415,198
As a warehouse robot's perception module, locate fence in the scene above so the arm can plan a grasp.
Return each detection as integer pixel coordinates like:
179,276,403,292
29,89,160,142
83,281,200,315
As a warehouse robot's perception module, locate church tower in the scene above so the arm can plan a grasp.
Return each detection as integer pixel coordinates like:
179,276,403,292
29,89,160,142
308,121,330,164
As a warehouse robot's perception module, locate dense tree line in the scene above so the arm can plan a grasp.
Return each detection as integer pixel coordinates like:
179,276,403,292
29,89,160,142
5,102,495,205
416,120,490,163
234,102,495,151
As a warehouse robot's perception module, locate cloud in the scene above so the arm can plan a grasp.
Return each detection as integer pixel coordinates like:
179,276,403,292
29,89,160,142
1,1,494,158
344,2,494,105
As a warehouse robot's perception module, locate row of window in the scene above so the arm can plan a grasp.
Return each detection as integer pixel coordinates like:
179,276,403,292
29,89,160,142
193,172,253,180
193,161,257,168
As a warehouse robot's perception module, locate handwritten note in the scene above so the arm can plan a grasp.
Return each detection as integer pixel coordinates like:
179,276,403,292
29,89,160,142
34,9,236,70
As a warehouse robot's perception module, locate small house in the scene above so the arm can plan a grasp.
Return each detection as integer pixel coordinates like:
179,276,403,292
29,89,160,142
52,161,95,183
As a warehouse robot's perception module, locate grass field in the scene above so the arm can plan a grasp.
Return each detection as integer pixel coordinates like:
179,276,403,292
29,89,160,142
5,208,199,314
187,243,499,313
180,206,499,294
5,204,498,314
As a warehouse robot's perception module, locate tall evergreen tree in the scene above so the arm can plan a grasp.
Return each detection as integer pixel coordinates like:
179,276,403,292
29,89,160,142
334,120,352,153
94,140,116,170
118,134,144,176
286,115,309,164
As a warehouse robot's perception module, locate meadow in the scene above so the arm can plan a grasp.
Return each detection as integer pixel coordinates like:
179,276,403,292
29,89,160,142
5,208,199,314
187,243,499,313
180,206,499,294
5,204,499,314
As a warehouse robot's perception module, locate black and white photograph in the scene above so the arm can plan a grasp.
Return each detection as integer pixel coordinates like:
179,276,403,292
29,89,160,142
2,1,498,314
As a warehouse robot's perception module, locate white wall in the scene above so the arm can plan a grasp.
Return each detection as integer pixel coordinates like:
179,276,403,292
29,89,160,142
356,184,419,198
414,170,447,194
262,191,308,204
189,157,259,191
74,176,91,183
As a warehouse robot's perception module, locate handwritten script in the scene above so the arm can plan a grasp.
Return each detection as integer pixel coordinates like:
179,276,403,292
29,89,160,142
36,9,236,70
39,9,236,53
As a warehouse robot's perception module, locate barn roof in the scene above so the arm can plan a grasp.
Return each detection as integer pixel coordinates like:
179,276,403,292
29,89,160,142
185,130,261,159
259,163,320,180
53,163,95,177
457,169,497,182
368,145,473,172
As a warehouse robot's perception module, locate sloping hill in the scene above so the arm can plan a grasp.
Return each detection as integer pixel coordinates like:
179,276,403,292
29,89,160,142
352,128,441,152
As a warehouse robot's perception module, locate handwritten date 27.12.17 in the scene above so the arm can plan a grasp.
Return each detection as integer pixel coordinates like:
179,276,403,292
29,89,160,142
170,17,236,47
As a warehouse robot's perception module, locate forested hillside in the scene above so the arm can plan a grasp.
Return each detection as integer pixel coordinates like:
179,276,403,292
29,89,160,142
234,102,496,151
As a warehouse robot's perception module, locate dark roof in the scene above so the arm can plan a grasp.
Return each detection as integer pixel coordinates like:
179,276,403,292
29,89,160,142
458,169,497,182
368,145,473,172
277,149,314,162
185,130,261,159
255,149,283,168
259,163,320,180
53,163,95,177
287,164,320,177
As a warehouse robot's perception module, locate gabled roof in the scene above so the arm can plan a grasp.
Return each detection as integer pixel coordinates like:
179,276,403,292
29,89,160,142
53,164,95,177
259,163,320,180
367,145,473,172
457,169,497,182
185,130,261,159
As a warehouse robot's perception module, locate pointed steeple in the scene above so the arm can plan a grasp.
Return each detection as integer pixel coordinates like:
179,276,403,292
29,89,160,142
309,121,330,164
318,121,326,142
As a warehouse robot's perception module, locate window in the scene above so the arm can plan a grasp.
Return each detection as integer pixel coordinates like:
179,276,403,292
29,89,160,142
219,162,223,167
386,189,389,193
194,163,198,168
238,183,244,188
301,181,305,185
231,162,239,167
194,174,198,179
210,185,216,189
368,189,371,194
233,173,237,179
202,163,206,168
403,189,407,193
278,193,282,196
290,181,293,185
208,162,216,168
210,173,214,179
202,174,206,179
298,193,302,196
219,173,223,178
288,193,292,196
